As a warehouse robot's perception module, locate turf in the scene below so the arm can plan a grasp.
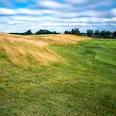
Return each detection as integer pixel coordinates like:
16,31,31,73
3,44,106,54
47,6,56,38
0,37,116,116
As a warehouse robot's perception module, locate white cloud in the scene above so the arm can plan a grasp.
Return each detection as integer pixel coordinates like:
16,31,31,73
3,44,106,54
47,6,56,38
111,8,116,16
0,8,15,15
38,0,74,10
39,0,63,8
2,15,116,25
0,7,115,29
17,8,42,15
0,0,116,32
87,1,114,9
1,15,116,33
0,8,60,15
65,0,88,4
0,7,104,18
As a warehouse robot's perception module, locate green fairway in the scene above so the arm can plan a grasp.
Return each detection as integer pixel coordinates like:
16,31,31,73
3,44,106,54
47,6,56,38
0,38,116,116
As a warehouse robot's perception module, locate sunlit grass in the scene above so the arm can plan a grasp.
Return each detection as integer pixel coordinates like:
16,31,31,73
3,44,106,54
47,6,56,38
0,34,116,116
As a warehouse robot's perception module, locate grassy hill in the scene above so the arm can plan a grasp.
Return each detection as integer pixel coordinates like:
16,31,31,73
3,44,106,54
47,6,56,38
0,34,116,116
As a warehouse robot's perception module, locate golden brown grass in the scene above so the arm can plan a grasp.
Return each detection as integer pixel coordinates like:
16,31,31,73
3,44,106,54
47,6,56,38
0,33,89,65
30,34,90,45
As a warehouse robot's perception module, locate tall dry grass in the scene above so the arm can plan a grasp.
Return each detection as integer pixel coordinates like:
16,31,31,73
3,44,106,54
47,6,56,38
0,34,89,65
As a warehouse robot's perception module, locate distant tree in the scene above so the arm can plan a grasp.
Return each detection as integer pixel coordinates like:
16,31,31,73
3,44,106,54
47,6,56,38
64,31,67,34
51,31,59,34
87,30,93,37
100,30,112,38
36,29,58,35
51,31,56,34
106,31,112,38
64,30,71,34
71,28,80,35
64,28,80,35
36,29,49,35
94,30,100,38
112,31,116,38
24,30,32,35
9,28,115,39
99,31,105,38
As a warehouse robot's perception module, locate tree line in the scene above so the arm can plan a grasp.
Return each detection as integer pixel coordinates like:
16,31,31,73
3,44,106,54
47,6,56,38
10,28,116,39
65,28,116,39
10,29,59,35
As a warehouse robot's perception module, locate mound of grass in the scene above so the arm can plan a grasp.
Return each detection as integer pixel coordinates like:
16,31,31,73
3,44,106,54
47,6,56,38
0,35,116,116
0,34,64,66
30,34,90,45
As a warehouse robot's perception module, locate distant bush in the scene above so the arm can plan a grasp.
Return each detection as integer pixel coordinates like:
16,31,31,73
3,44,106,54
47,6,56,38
10,29,59,35
94,30,100,38
36,29,58,35
24,30,33,35
65,28,80,35
9,28,116,39
64,28,116,39
112,31,116,38
87,30,94,37
100,30,112,38
10,30,33,35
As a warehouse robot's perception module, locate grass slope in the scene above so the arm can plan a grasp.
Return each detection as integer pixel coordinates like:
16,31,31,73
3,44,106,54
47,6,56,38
0,35,116,116
0,34,88,66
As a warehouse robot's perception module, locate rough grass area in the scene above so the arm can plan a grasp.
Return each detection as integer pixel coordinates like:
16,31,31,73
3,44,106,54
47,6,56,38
0,34,88,66
30,34,90,45
0,34,116,116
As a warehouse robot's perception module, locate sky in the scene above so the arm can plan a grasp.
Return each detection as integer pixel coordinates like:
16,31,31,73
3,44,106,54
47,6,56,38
0,0,116,33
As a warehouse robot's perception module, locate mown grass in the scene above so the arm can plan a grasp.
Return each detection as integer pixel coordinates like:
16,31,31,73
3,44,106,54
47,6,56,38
0,38,116,116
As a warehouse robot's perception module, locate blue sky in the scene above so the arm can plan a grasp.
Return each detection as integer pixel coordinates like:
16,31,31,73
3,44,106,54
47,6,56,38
0,0,116,32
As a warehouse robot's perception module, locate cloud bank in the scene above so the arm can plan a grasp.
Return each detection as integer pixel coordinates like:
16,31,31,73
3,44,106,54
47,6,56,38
0,0,116,32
